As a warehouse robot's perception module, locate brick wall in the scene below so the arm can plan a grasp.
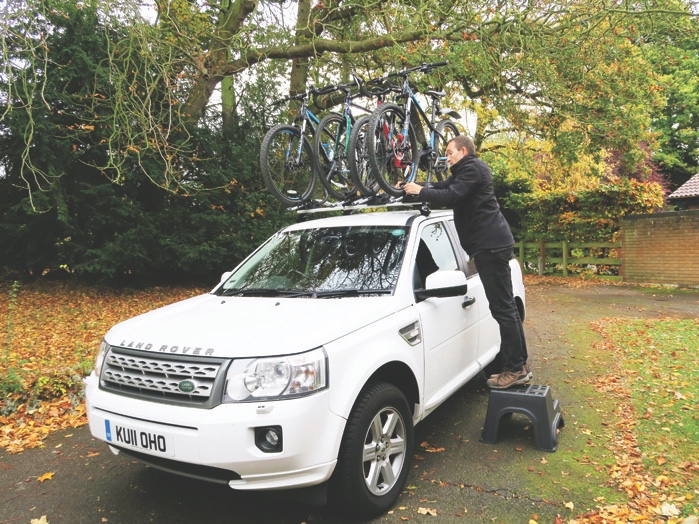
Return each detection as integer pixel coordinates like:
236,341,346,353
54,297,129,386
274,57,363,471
621,210,699,287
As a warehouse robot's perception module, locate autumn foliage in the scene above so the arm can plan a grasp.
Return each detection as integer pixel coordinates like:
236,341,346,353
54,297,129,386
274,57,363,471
0,280,205,453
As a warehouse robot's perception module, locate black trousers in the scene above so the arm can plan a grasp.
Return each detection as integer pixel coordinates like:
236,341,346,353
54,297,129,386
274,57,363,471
474,247,528,372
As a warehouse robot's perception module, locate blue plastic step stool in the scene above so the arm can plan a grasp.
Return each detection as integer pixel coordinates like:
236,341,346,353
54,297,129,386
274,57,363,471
480,384,564,452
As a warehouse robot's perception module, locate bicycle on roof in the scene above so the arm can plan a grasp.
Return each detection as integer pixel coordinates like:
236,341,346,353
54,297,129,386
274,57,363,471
365,61,462,198
259,85,336,207
312,73,388,202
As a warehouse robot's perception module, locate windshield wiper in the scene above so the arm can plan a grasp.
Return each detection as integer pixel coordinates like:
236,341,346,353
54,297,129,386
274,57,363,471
313,289,392,298
219,288,314,297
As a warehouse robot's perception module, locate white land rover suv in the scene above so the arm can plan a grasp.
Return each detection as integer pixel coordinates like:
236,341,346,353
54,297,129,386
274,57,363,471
85,209,526,517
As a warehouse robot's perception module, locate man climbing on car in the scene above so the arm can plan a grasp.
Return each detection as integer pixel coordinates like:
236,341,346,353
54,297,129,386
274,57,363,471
402,135,531,389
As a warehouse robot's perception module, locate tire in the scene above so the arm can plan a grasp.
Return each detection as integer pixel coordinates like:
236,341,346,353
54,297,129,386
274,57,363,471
432,120,460,183
367,104,418,197
348,115,380,197
260,124,316,206
330,381,414,517
313,113,358,201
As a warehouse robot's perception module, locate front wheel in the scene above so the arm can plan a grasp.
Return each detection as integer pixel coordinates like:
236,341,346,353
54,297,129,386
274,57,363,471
348,115,380,197
330,381,414,517
314,113,357,201
432,120,460,183
260,124,316,206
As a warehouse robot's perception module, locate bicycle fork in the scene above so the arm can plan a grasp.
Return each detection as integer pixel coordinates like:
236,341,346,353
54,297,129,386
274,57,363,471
383,119,413,180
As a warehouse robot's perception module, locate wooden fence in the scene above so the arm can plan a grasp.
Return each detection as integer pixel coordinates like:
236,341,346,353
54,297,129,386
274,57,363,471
514,240,622,279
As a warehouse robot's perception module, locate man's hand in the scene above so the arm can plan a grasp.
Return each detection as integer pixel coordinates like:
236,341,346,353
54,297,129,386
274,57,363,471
402,182,422,196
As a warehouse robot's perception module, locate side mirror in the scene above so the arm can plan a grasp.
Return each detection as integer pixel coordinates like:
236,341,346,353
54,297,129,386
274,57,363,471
211,271,235,294
415,270,468,301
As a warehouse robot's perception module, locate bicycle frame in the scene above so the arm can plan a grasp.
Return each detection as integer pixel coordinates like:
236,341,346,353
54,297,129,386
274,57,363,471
289,95,321,163
397,79,449,183
320,85,374,162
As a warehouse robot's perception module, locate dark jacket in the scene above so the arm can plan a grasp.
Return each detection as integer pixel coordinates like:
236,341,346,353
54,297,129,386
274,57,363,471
419,153,514,256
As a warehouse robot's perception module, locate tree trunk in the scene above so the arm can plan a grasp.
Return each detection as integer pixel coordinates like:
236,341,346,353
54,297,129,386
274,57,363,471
288,0,312,116
221,75,237,133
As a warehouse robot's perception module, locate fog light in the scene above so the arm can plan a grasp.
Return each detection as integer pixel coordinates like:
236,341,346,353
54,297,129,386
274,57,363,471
254,426,283,453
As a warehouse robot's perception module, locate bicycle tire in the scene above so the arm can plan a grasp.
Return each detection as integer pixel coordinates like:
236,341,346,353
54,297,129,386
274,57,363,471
367,104,418,197
432,120,460,182
313,112,358,201
260,124,316,206
348,115,380,197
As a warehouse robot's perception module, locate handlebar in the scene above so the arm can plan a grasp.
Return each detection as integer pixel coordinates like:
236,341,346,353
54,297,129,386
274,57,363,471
272,86,333,107
312,73,397,107
271,61,447,107
384,60,449,80
352,73,400,97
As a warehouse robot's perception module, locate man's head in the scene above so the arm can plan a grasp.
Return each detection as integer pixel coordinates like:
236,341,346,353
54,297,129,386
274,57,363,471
445,135,475,165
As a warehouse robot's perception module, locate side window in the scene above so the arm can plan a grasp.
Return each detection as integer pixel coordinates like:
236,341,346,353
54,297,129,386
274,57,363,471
414,222,459,289
447,219,478,276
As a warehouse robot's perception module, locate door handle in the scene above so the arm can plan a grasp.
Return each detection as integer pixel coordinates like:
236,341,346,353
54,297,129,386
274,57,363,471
462,295,476,308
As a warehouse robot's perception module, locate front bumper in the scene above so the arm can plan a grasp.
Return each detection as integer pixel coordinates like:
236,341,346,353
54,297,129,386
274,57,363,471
85,374,344,490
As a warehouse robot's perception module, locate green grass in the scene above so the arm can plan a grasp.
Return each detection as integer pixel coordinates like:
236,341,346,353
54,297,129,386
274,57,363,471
599,318,699,515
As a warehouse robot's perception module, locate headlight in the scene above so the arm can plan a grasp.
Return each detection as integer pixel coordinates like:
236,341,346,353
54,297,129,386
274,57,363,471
224,347,328,402
94,339,110,377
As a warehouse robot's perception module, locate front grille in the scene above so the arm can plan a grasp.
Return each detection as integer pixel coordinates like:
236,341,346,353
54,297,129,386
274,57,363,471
101,347,228,407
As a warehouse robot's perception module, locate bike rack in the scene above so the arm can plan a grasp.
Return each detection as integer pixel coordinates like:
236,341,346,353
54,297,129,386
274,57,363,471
293,194,433,220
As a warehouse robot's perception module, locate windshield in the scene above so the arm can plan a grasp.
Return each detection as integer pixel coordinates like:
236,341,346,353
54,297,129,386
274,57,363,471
217,226,409,297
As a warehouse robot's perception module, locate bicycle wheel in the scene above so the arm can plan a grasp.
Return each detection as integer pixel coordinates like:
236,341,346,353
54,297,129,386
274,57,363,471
348,115,380,197
432,120,460,183
367,104,418,197
260,124,316,206
314,113,358,201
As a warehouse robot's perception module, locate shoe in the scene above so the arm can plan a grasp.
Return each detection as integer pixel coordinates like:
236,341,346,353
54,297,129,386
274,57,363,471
486,368,530,390
488,362,532,381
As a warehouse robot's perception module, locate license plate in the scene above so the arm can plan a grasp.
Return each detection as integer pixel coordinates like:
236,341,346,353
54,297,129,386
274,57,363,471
105,419,174,457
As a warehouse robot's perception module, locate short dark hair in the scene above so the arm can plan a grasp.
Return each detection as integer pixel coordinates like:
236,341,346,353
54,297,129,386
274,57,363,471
448,135,475,155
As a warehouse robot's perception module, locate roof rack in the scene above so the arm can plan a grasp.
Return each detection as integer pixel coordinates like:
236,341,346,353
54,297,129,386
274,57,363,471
293,194,433,219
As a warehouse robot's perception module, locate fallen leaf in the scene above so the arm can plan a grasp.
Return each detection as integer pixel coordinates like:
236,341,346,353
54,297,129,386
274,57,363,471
564,501,574,510
660,502,679,517
37,472,55,483
30,517,49,524
417,507,438,516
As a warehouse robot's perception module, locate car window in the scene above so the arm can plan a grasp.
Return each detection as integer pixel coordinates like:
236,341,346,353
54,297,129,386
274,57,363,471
414,222,458,289
219,226,409,295
447,219,477,276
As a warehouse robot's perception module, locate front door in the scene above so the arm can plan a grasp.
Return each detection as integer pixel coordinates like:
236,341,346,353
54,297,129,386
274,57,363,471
414,222,482,410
